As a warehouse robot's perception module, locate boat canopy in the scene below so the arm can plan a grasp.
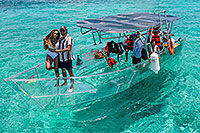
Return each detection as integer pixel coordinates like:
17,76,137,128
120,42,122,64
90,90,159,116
77,12,180,33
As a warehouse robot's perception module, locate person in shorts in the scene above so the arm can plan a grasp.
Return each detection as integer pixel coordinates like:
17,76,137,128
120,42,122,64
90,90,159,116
56,26,75,92
132,33,148,64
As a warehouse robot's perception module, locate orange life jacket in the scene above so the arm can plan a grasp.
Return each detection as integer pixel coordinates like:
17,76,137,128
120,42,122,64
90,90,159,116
105,42,110,57
148,29,152,36
148,28,157,36
125,36,134,48
107,57,117,68
126,36,134,44
148,28,161,46
152,32,161,46
168,39,174,55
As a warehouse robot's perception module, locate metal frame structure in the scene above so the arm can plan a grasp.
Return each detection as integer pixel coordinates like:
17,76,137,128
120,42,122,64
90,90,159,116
77,11,178,59
77,11,179,42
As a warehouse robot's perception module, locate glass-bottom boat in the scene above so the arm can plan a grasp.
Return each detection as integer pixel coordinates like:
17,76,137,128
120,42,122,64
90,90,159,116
3,10,184,109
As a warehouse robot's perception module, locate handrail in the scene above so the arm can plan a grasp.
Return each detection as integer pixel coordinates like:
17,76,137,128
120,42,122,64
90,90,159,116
80,27,92,35
4,60,149,82
3,62,45,81
102,35,126,40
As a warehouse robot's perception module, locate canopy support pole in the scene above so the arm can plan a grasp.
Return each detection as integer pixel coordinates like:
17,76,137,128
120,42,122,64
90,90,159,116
145,28,150,59
169,21,174,34
92,31,97,45
97,31,102,43
167,22,170,34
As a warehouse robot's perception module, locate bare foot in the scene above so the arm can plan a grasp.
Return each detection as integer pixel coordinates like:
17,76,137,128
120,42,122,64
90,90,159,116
68,87,74,93
54,83,59,87
61,82,67,87
49,66,55,70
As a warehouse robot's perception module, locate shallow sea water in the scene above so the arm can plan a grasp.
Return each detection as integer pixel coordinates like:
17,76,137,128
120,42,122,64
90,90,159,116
0,0,200,132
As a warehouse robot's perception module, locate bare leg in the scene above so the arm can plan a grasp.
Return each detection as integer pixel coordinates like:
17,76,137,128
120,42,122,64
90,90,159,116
68,69,74,93
46,55,54,70
125,49,128,62
61,68,67,86
147,44,152,55
54,56,60,87
152,41,156,52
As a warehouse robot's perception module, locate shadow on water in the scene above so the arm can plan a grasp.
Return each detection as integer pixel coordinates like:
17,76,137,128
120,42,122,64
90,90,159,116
65,68,177,132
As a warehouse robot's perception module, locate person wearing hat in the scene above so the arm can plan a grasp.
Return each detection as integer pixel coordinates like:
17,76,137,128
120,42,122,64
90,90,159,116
123,34,136,62
132,32,148,64
56,26,75,92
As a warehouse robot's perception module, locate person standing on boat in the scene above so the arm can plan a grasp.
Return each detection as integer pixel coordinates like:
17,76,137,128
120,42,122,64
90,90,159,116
151,26,163,51
43,29,60,86
132,32,148,64
123,34,135,62
56,26,74,92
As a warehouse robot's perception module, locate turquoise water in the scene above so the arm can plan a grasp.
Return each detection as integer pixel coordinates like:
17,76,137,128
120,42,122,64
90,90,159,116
0,0,200,132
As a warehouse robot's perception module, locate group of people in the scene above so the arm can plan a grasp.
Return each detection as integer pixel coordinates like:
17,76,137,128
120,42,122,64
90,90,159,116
104,31,149,67
43,26,74,93
43,25,164,88
124,32,148,65
123,26,166,65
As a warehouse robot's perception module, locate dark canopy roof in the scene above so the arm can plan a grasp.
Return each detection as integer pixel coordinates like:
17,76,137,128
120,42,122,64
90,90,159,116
77,12,180,33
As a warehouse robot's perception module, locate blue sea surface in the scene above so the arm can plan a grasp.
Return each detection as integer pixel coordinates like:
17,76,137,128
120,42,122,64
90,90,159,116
0,0,200,132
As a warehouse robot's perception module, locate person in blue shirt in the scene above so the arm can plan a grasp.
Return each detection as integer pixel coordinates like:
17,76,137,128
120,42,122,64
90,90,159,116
132,32,148,64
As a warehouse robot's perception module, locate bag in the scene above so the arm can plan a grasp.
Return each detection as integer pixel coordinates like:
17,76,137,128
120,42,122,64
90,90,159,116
107,57,117,68
95,51,105,59
106,41,124,56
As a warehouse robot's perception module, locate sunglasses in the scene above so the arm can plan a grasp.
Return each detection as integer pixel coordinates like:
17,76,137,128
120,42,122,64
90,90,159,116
54,32,59,35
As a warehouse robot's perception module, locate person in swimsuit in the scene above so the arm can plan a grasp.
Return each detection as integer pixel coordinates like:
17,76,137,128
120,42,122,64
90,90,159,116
56,26,74,92
43,29,60,86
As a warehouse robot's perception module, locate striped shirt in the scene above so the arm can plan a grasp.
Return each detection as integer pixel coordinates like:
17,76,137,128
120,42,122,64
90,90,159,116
59,34,74,62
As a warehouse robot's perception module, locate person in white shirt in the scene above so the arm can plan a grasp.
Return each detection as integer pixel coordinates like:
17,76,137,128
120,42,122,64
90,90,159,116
56,26,74,92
